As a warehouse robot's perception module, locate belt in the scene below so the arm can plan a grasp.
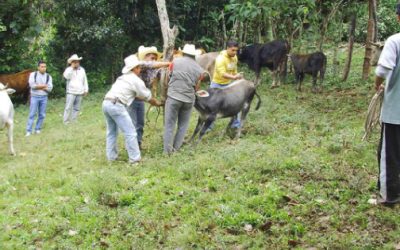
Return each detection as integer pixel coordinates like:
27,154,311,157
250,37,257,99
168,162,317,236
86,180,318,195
104,97,126,107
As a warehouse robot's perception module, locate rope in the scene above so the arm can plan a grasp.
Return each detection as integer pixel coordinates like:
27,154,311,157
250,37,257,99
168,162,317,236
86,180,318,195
362,88,384,141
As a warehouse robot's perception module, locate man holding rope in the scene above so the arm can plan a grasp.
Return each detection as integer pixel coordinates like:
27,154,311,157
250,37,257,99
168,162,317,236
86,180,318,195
374,3,400,205
127,46,170,149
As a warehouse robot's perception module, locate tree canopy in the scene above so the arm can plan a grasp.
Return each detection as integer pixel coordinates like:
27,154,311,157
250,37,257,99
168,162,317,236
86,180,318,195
1,0,399,94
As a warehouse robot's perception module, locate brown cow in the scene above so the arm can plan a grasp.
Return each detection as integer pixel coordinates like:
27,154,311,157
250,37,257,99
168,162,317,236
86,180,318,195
0,70,32,101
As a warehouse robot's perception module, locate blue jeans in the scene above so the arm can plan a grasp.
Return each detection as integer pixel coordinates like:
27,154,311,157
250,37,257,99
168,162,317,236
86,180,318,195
127,100,145,146
209,82,241,129
26,95,48,133
102,100,141,163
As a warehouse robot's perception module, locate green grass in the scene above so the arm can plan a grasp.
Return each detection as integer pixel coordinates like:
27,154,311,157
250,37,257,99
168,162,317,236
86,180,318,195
1,45,399,249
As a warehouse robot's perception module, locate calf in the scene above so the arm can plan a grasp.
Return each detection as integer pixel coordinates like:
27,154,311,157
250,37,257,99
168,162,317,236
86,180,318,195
190,79,261,145
289,52,327,92
196,52,219,80
238,40,290,87
0,83,16,155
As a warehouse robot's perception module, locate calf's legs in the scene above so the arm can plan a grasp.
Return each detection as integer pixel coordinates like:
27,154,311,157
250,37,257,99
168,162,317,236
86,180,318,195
6,121,15,156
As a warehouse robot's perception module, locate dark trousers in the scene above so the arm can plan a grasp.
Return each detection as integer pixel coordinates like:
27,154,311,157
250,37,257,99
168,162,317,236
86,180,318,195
378,122,400,203
128,100,145,146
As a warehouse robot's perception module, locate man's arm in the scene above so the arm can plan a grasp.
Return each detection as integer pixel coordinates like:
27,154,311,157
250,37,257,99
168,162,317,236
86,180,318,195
63,67,74,80
45,75,53,92
215,57,241,80
29,73,47,90
83,70,89,95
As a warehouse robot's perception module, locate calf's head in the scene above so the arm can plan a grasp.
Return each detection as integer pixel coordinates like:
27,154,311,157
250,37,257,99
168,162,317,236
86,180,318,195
0,83,16,95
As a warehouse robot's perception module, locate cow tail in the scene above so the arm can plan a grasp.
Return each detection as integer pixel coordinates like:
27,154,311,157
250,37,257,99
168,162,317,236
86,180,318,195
254,91,261,111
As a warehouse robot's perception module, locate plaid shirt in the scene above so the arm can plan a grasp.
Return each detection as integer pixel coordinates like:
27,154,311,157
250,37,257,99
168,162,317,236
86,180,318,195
140,61,160,88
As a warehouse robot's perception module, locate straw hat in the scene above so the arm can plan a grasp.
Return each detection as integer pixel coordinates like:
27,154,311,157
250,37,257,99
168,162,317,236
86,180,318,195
122,55,142,74
67,54,83,64
182,44,201,56
138,46,162,61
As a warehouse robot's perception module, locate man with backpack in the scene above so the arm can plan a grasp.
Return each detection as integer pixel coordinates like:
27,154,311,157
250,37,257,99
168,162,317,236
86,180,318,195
26,60,53,136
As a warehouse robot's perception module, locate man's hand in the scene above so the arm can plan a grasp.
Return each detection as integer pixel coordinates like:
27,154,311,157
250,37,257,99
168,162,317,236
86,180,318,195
234,74,243,80
148,98,162,107
374,76,385,91
36,84,47,90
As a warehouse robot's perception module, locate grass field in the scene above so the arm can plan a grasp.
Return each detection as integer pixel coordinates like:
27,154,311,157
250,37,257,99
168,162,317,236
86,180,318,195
1,45,399,249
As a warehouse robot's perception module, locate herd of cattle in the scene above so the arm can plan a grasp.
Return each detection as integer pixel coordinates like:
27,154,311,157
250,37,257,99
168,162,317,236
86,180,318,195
0,39,384,155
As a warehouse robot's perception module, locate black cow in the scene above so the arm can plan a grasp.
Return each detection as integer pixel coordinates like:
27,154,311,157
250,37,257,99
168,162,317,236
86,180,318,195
190,79,261,145
238,40,290,87
288,52,327,92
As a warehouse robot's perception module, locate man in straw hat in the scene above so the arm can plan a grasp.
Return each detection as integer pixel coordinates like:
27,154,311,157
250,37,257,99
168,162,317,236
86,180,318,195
63,54,89,124
163,44,204,154
374,3,400,205
102,55,162,164
128,46,170,149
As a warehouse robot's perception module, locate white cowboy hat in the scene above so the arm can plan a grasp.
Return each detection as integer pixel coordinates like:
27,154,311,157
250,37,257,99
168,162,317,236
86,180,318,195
67,54,83,64
138,46,162,61
182,44,201,56
122,55,142,74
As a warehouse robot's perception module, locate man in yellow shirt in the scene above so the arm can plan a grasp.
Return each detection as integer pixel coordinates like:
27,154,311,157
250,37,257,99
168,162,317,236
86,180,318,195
209,41,243,129
211,41,243,88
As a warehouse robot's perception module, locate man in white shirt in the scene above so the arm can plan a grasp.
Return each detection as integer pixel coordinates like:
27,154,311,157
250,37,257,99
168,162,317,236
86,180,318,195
102,55,162,164
63,54,89,124
374,3,400,205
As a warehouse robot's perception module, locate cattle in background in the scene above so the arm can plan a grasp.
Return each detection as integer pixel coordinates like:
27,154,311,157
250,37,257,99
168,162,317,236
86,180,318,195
238,40,290,87
0,70,32,102
371,42,384,66
196,52,219,80
288,52,327,92
190,79,261,145
0,83,16,156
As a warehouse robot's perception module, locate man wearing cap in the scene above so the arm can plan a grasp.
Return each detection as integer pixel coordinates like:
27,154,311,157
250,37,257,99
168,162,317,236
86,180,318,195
374,4,400,205
128,46,170,149
25,60,53,136
63,54,89,124
163,44,204,154
103,55,162,164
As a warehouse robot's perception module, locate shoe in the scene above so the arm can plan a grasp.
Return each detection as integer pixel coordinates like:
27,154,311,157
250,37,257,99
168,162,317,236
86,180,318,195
35,130,41,134
25,132,31,137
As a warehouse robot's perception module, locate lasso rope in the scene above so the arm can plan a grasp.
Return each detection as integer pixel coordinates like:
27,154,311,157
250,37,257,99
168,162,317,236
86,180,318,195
362,88,384,141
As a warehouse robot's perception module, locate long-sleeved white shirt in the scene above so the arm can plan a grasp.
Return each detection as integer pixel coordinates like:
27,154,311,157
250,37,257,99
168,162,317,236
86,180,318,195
63,66,89,95
104,72,151,106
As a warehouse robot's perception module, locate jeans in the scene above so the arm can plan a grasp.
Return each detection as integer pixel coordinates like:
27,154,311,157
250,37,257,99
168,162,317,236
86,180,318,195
127,100,145,146
102,100,141,163
64,94,83,123
163,97,193,154
26,95,48,133
209,82,241,129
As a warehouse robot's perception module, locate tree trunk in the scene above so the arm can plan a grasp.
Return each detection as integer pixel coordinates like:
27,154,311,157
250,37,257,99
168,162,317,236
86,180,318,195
221,10,228,44
342,13,356,81
317,0,344,51
156,0,179,61
372,0,378,42
156,0,179,101
362,0,377,80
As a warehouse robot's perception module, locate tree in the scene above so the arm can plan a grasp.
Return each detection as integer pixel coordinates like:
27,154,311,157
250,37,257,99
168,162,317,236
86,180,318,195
342,12,357,81
362,0,377,80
